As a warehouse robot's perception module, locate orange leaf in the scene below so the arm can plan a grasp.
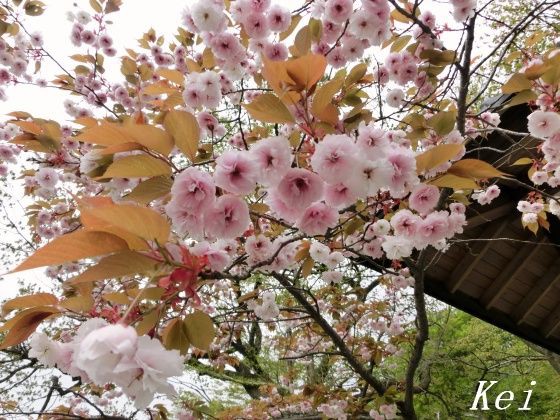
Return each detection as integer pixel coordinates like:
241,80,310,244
120,122,174,155
12,230,129,273
428,174,479,190
261,57,301,104
100,154,172,179
155,68,185,85
76,122,133,146
77,122,173,155
67,251,158,285
163,110,200,161
2,293,58,316
59,295,94,313
0,306,61,349
285,53,327,90
79,200,170,244
447,159,507,179
97,142,143,156
415,143,464,174
243,93,295,124
311,77,344,118
184,310,215,351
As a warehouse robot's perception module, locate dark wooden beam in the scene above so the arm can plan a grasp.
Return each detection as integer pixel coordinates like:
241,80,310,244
447,217,511,293
540,303,560,339
465,202,516,230
481,240,544,310
424,280,560,354
513,258,560,325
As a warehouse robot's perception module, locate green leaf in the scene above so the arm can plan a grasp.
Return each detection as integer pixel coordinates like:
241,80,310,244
124,176,173,204
427,110,457,136
419,49,456,66
311,77,344,117
345,63,367,86
89,0,102,13
502,73,531,94
506,89,537,107
184,311,215,351
162,318,190,355
24,0,45,16
391,35,411,52
279,14,301,41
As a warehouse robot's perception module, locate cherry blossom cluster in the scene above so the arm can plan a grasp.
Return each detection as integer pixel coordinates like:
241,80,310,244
250,290,280,320
471,184,500,205
317,399,349,420
517,200,545,225
369,403,399,420
450,0,478,22
29,319,183,409
0,123,21,176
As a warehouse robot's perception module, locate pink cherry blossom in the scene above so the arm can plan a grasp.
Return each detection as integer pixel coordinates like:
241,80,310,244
35,167,59,190
214,150,259,195
250,135,292,186
73,323,138,386
265,189,306,222
386,88,404,108
322,270,343,284
390,209,420,237
324,0,354,24
415,211,450,248
274,168,324,209
244,13,270,39
408,183,440,215
171,167,216,212
190,1,225,33
354,158,393,196
528,110,560,138
205,194,250,239
190,241,231,271
296,202,339,236
264,42,289,61
385,145,418,198
361,238,384,259
267,5,291,32
356,123,389,159
310,134,358,183
382,235,414,260
165,203,205,239
324,180,361,209
119,336,183,409
245,234,274,264
210,32,245,61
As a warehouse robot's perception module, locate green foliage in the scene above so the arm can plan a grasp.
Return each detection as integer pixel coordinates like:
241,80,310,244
414,309,560,418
